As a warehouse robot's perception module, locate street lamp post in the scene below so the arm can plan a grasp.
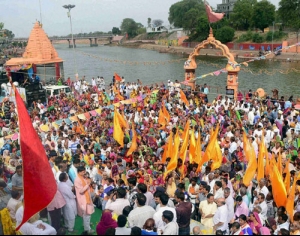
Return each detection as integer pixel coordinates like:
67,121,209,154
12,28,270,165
272,21,275,52
63,4,78,78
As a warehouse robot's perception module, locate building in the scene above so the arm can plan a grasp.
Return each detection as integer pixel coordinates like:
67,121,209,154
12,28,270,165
217,0,237,18
5,22,64,84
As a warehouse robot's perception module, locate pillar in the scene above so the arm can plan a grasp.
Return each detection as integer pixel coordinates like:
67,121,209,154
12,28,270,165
184,69,196,90
94,38,98,46
89,38,92,47
73,39,76,48
67,39,71,48
226,63,240,100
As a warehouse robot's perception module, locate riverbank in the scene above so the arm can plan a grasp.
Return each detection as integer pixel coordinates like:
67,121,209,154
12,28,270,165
121,43,300,62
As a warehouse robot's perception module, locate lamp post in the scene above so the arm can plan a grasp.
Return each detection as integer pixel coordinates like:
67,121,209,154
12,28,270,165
272,21,275,52
63,4,78,78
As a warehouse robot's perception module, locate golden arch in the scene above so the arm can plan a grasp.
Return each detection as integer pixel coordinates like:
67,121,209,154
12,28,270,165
183,28,240,99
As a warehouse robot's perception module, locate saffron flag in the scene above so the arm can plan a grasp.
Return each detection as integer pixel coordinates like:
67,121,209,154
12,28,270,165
126,123,137,157
162,102,170,123
179,120,190,163
15,88,57,231
164,129,180,179
116,110,128,129
205,3,225,23
189,128,196,164
277,152,283,177
158,109,167,129
114,72,122,82
180,89,189,106
113,108,124,147
286,177,297,222
270,163,287,208
283,160,291,192
161,144,168,164
211,141,222,171
242,130,257,186
257,135,265,181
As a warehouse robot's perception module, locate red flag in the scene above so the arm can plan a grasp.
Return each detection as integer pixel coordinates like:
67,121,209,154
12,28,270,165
205,3,224,23
15,88,57,230
114,72,122,82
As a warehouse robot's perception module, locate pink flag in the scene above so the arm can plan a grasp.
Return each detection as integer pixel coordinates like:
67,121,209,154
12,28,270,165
205,3,224,23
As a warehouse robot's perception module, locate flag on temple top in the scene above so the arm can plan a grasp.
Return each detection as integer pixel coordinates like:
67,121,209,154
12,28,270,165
114,72,122,82
205,2,225,23
126,123,137,157
180,89,189,106
242,130,257,186
14,87,57,231
113,108,124,147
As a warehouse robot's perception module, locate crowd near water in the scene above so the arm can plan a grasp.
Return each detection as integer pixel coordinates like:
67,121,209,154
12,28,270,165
0,74,300,235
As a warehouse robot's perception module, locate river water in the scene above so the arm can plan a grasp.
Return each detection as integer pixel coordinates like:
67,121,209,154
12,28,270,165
55,44,300,98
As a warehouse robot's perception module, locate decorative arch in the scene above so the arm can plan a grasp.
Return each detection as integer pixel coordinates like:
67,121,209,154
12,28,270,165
183,28,240,99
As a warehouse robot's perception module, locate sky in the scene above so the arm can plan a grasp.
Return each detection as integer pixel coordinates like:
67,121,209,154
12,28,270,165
1,0,281,37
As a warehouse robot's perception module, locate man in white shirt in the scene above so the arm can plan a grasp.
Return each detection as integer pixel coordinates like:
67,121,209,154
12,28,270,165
7,190,22,221
213,198,228,233
248,108,255,125
105,188,130,216
254,193,268,220
115,215,131,235
254,178,269,200
128,193,155,228
188,178,199,204
161,210,179,235
224,187,235,223
273,213,289,235
153,193,177,231
213,181,224,201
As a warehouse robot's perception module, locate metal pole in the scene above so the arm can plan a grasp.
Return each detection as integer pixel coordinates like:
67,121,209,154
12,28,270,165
68,9,78,77
39,0,43,26
272,21,274,51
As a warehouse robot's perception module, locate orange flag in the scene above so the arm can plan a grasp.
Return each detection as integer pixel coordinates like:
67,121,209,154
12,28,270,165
158,109,167,129
195,130,203,173
114,72,122,82
162,102,170,122
14,88,57,230
284,160,291,192
277,151,283,177
113,108,124,147
180,89,189,106
257,135,265,181
161,144,168,164
116,110,128,129
164,129,180,179
242,130,258,186
265,151,271,177
179,120,190,163
189,128,196,164
270,163,287,208
162,130,173,164
211,141,222,171
286,177,298,222
126,123,137,156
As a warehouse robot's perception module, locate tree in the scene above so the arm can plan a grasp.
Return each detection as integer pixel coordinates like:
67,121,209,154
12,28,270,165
0,22,3,30
120,18,142,38
215,26,235,43
112,27,121,35
168,0,206,28
251,0,275,32
152,19,164,27
230,0,256,30
189,16,210,42
278,0,300,30
147,18,152,27
182,8,201,32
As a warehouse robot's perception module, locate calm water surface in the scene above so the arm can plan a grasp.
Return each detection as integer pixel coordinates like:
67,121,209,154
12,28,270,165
55,44,300,98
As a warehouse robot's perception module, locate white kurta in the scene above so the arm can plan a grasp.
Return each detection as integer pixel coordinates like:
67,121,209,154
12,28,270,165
58,182,77,220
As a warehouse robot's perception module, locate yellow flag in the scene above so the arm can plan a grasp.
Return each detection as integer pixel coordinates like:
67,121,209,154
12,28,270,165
257,134,265,181
158,109,167,129
113,108,124,147
126,123,137,157
286,177,298,222
179,120,190,162
270,163,287,208
211,141,222,171
189,128,196,164
277,151,283,177
162,102,170,122
116,110,128,129
180,89,189,106
242,130,257,186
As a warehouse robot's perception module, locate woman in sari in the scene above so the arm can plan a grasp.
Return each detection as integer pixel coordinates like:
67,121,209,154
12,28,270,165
248,212,262,235
96,210,117,235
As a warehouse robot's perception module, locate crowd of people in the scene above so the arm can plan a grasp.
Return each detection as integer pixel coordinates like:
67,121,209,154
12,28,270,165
0,74,300,235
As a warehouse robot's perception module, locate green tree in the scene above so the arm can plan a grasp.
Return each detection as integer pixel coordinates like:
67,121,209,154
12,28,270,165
251,0,275,32
278,0,300,30
120,18,139,38
182,8,201,33
189,16,210,41
147,18,152,27
0,22,4,30
112,27,121,35
168,0,206,28
215,26,235,43
230,0,256,30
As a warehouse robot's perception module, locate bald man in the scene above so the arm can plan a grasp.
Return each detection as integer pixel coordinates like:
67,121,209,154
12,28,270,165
213,198,228,234
193,226,202,235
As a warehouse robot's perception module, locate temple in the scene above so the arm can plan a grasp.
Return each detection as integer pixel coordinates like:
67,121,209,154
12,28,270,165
5,22,64,84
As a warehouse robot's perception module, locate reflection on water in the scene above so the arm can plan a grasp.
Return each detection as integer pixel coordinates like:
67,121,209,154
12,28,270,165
55,44,300,97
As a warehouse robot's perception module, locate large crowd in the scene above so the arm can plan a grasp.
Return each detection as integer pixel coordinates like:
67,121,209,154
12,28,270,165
0,75,300,235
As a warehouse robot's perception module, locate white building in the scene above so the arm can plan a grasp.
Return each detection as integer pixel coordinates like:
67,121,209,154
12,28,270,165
217,0,237,17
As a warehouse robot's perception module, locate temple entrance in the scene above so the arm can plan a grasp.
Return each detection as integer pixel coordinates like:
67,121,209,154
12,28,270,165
183,28,240,99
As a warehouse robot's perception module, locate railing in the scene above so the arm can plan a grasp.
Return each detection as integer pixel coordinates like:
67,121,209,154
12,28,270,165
12,35,113,41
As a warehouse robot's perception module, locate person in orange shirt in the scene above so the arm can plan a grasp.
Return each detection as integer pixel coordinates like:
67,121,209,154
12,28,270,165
72,122,81,134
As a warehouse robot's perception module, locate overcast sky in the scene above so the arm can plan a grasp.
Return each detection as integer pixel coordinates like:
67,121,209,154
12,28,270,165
1,0,280,37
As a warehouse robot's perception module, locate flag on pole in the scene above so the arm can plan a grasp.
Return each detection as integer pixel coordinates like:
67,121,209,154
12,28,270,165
179,121,190,175
126,123,137,157
113,108,124,147
270,161,287,208
15,87,57,231
114,72,122,82
205,2,225,23
286,177,297,222
164,129,180,179
180,89,189,106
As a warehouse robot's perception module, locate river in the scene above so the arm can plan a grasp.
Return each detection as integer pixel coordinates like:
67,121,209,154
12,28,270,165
55,44,300,98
